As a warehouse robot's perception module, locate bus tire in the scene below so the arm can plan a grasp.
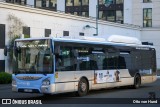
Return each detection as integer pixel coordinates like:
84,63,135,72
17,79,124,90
133,74,141,89
77,78,88,97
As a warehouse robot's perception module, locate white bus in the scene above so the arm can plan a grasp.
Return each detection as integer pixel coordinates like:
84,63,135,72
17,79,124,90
11,36,157,96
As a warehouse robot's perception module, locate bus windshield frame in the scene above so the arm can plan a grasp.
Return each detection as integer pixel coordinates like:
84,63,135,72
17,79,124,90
13,39,53,74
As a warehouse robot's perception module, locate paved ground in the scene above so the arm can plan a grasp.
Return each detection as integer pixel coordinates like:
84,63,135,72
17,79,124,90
0,78,160,107
0,79,160,97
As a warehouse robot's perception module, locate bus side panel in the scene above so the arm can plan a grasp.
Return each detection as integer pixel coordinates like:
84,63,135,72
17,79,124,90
130,48,157,85
74,70,93,91
55,71,75,93
141,76,157,84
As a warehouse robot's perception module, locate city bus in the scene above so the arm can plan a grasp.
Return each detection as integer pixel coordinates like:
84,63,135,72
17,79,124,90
11,36,157,96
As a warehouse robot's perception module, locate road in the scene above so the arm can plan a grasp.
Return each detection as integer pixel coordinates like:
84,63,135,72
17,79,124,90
0,79,160,106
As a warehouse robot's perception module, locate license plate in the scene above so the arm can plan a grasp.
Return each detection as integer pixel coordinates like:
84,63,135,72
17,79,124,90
24,89,32,92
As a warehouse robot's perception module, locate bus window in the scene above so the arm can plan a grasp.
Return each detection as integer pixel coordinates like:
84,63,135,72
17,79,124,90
106,52,119,69
76,47,91,70
141,50,152,70
43,55,51,72
118,56,126,69
14,39,53,74
118,52,131,69
55,44,77,71
91,49,106,70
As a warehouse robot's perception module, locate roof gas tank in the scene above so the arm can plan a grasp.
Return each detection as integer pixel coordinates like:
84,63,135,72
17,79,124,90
107,35,142,45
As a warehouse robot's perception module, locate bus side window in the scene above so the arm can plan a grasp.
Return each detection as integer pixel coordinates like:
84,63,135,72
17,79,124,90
55,45,77,71
106,52,119,69
103,58,108,69
77,47,91,70
90,60,98,70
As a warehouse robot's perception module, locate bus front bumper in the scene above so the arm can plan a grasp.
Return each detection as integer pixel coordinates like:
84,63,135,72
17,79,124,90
12,84,56,94
41,84,56,94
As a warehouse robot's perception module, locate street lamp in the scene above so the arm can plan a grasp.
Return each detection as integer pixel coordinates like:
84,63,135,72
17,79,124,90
95,3,98,36
85,0,112,36
95,0,112,36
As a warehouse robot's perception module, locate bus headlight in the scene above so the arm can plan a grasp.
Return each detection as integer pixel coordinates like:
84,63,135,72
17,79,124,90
42,78,50,86
12,79,16,85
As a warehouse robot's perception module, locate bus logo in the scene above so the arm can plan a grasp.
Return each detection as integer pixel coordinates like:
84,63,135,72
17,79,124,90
16,76,42,80
2,99,11,104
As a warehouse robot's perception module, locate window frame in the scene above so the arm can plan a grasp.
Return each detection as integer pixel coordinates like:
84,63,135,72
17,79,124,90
143,0,152,3
143,8,152,27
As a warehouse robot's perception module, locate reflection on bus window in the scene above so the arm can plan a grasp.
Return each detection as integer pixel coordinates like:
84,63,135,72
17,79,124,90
14,39,52,74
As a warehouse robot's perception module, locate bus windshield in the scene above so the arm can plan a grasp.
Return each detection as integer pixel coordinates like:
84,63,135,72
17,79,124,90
13,39,53,74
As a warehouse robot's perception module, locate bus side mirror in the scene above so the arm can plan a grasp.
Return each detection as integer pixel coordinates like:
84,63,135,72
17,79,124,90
14,47,18,57
4,46,8,56
14,47,21,57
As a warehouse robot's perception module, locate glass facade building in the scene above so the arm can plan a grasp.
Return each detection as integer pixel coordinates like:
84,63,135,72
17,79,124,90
5,0,124,23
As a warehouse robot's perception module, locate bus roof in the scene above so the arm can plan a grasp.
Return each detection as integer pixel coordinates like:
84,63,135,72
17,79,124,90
15,37,155,49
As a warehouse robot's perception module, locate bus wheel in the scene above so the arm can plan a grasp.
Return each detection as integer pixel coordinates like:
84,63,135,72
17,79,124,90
77,78,88,96
133,74,141,89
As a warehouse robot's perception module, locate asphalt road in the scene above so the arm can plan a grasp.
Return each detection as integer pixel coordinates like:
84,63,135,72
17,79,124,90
0,79,160,106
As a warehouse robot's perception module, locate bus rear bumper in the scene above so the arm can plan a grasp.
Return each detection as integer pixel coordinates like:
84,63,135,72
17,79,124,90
41,84,56,94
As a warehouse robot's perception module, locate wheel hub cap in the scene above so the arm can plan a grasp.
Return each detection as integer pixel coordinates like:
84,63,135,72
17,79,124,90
81,82,86,92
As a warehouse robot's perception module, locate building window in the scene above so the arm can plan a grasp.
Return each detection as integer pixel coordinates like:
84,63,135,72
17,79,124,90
41,0,49,7
45,29,51,37
74,12,80,16
65,0,89,17
82,0,88,6
79,32,84,36
99,11,106,20
6,0,13,3
23,27,30,38
82,11,89,17
66,0,73,6
14,0,21,4
116,0,123,4
143,8,152,27
99,0,115,5
99,0,105,5
35,0,42,7
63,31,69,36
35,0,57,11
98,0,123,23
143,0,152,3
21,0,26,5
107,10,115,22
0,60,5,72
50,0,57,8
116,10,123,23
74,0,81,6
6,0,26,5
0,24,5,49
